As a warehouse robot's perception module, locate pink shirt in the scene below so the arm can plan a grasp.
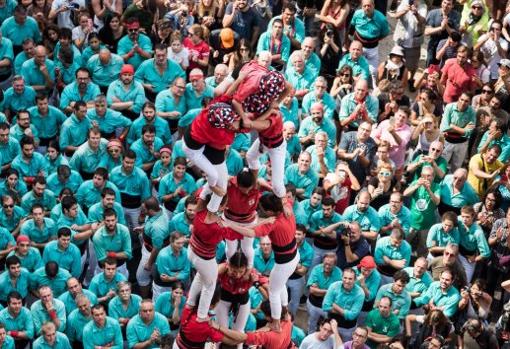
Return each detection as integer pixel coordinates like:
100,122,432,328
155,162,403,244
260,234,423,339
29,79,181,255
372,119,412,168
442,58,477,104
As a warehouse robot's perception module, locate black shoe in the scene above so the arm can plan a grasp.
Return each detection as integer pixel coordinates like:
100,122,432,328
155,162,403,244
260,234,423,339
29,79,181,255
408,79,416,93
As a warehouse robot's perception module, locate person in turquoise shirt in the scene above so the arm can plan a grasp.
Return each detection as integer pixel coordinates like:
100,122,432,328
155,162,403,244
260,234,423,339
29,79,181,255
87,48,125,88
52,29,82,66
426,212,460,257
305,134,336,176
126,300,170,349
69,129,109,180
154,285,186,335
57,195,96,252
9,113,40,144
287,225,313,315
89,258,127,304
126,102,172,146
135,46,186,94
0,256,30,302
256,20,291,66
353,256,381,311
32,322,70,349
158,157,196,214
284,152,319,199
301,78,336,120
87,189,126,225
268,5,305,48
83,304,123,349
7,237,43,273
280,96,300,129
0,6,41,47
59,69,101,112
291,325,306,347
46,145,69,175
150,147,172,185
374,229,412,280
253,236,275,276
285,54,315,97
75,168,122,212
30,285,67,334
107,64,146,117
0,198,25,234
0,225,15,255
108,281,142,331
0,169,27,203
0,0,17,24
377,192,411,237
338,42,371,81
11,136,47,180
47,166,83,194
31,262,72,297
2,77,35,116
20,204,57,250
299,188,324,225
55,48,81,86
322,269,365,337
413,269,461,318
66,295,92,344
342,191,382,241
439,170,479,213
87,95,132,138
81,33,105,65
92,209,132,267
154,235,191,294
117,19,153,70
298,108,336,148
59,102,91,155
13,38,33,75
338,82,379,128
231,133,251,156
374,270,412,320
57,277,97,315
155,77,187,135
226,148,243,176
350,3,390,40
20,47,55,95
0,291,35,343
176,108,201,130
0,327,12,349
42,228,82,278
28,95,67,143
130,126,164,171
403,258,433,301
0,123,20,170
167,196,196,237
477,119,510,162
184,69,215,110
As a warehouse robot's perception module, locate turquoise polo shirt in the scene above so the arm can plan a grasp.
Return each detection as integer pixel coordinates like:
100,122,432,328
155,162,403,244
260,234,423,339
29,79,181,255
154,89,187,119
106,79,146,114
0,16,41,46
42,240,82,277
184,84,214,111
322,281,364,321
285,66,315,91
338,54,371,80
249,287,266,321
75,180,121,211
30,266,71,297
144,211,170,250
374,236,412,267
0,180,27,201
30,298,66,333
135,58,186,93
284,164,319,199
33,332,70,349
13,51,27,74
478,131,510,162
0,336,14,349
108,294,142,321
403,266,433,297
130,137,164,166
168,212,191,237
440,174,480,208
59,81,101,110
297,240,313,270
83,316,123,349
155,291,186,319
20,218,57,244
55,60,81,85
7,248,42,272
21,58,55,91
280,98,299,129
0,226,15,251
302,92,336,120
226,149,243,176
309,210,342,233
89,271,127,298
117,34,153,69
88,202,126,225
27,105,67,139
69,139,109,175
298,199,322,226
92,223,132,262
87,108,132,135
2,86,35,113
0,205,25,232
350,9,390,40
0,307,34,339
86,53,124,87
298,116,336,148
11,152,47,178
126,116,172,146
305,144,336,174
47,170,83,194
177,108,200,129
155,245,191,282
126,312,170,349
294,200,307,226
158,172,196,207
306,263,343,290
414,281,461,317
57,211,90,247
59,115,92,149
97,154,121,172
457,219,491,258
150,159,171,180
53,42,82,67
0,138,20,166
231,133,251,154
46,155,69,175
268,16,305,43
374,283,412,319
377,204,412,237
353,267,381,302
66,309,92,342
342,205,381,235
170,140,186,167
338,92,379,127
254,248,275,276
58,289,97,315
82,45,105,66
9,124,39,143
0,268,30,301
426,222,460,249
0,0,17,24
110,166,151,201
440,103,476,137
256,31,290,62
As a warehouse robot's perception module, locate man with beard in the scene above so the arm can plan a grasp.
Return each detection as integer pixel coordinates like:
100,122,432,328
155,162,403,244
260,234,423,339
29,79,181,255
20,177,56,215
130,124,163,173
2,76,35,119
268,3,305,49
69,127,108,180
11,136,45,185
58,277,97,315
75,168,121,214
155,77,187,139
20,46,54,95
92,208,131,277
86,94,132,140
378,192,411,237
299,103,336,149
86,48,124,93
66,294,92,347
222,0,260,47
88,187,126,225
168,195,197,238
28,95,66,152
284,152,319,200
0,122,20,175
117,18,153,70
107,64,146,120
0,257,30,303
60,68,100,114
83,304,123,349
42,227,82,278
59,101,91,156
0,291,34,348
126,102,171,146
9,109,39,144
339,80,379,130
414,268,461,318
343,191,381,243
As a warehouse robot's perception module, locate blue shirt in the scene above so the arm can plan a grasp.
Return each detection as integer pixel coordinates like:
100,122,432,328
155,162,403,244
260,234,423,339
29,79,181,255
350,8,390,40
106,79,146,114
0,16,41,46
7,248,42,272
126,313,170,349
11,152,47,178
339,92,379,126
110,166,151,201
0,306,34,339
439,174,479,208
0,268,31,301
377,204,412,236
343,205,381,235
86,53,124,87
2,86,35,113
32,332,70,349
414,281,461,317
298,116,336,148
83,316,124,349
59,81,100,110
302,91,336,120
130,137,164,166
27,105,67,139
322,281,365,321
338,54,371,80
21,58,55,92
47,170,84,194
42,240,82,277
108,294,142,321
30,267,71,297
284,164,319,199
374,283,412,319
20,218,57,244
154,89,187,121
0,137,20,166
58,289,97,315
89,271,127,298
256,31,291,62
30,298,66,334
426,223,460,249
135,58,186,93
117,33,153,69
92,223,132,262
254,248,275,276
374,236,412,267
75,180,121,211
126,116,172,146
66,309,92,342
184,84,214,110
87,108,132,134
59,115,92,149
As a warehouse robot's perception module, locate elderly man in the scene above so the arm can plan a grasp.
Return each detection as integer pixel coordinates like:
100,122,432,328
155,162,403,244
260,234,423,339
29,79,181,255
284,152,319,200
106,64,146,120
66,295,92,345
305,132,336,177
155,77,187,139
33,322,70,349
299,103,336,148
20,46,55,95
285,50,315,99
338,41,371,82
300,37,321,77
302,77,336,120
205,64,229,89
404,257,433,305
60,68,100,114
30,285,66,334
86,94,132,139
339,80,379,130
58,277,97,315
87,48,124,92
2,75,35,119
126,299,170,349
439,168,479,215
283,121,301,158
429,243,467,289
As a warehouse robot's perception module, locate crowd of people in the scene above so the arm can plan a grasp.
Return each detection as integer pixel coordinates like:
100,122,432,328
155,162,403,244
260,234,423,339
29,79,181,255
1,0,510,347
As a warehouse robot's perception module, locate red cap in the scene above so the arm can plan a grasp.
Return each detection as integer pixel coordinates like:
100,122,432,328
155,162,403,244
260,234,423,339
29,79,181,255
358,256,376,270
124,20,140,30
17,235,30,244
120,64,134,75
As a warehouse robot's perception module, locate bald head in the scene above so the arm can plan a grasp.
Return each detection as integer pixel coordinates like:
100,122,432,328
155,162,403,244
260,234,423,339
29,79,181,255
99,48,111,64
257,51,272,68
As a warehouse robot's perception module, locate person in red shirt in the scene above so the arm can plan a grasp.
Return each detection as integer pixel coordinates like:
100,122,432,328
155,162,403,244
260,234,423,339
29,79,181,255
440,45,482,104
183,24,210,73
215,252,269,349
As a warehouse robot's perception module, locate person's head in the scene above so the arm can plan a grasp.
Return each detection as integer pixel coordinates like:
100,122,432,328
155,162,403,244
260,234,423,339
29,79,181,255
470,278,486,298
456,92,472,111
15,235,30,255
87,32,101,51
414,257,428,278
483,144,502,164
342,268,356,291
61,195,78,218
428,141,444,159
103,208,118,231
310,187,325,207
484,188,502,211
352,327,369,348
349,40,364,60
44,261,59,279
22,37,35,57
322,253,337,274
141,124,156,147
441,0,453,13
271,18,284,37
316,318,334,341
464,319,483,339
452,168,468,191
392,269,410,294
39,285,53,303
227,251,248,279
256,50,271,68
361,0,374,16
390,227,406,250
75,293,91,317
144,197,161,218
125,18,140,39
73,101,88,120
116,281,132,302
103,258,118,279
301,37,315,59
119,64,134,85
76,68,91,92
378,296,392,317
57,227,72,250
184,195,197,221
34,46,47,66
460,205,476,227
310,103,324,124
30,204,44,225
41,322,57,345
357,121,372,142
98,48,111,65
439,268,454,290
142,102,156,122
321,197,335,219
377,163,393,183
6,291,23,315
66,277,83,298
6,255,21,280
356,191,371,213
442,243,459,265
236,168,255,193
13,5,27,24
295,224,307,245
421,165,435,183
189,24,204,44
314,76,328,98
357,255,376,278
441,211,457,233
259,236,272,256
20,136,34,159
139,299,155,323
170,232,186,253
154,44,167,66
16,110,31,131
389,192,403,214
91,304,107,327
92,168,108,189
172,157,187,179
354,79,369,101
297,152,311,173
12,75,25,95
122,150,136,173
190,69,205,90
282,2,296,24
394,106,409,127
290,50,305,72
159,147,171,166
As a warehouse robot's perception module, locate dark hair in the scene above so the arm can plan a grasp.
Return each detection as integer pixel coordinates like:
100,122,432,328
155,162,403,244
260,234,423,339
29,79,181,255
173,156,187,168
74,100,87,110
57,227,72,238
34,176,46,186
237,169,255,188
103,208,117,219
20,136,35,148
442,211,458,225
102,187,116,198
91,303,106,313
87,32,100,43
393,269,410,284
0,122,9,131
285,183,297,196
296,224,307,234
57,165,71,179
75,67,91,78
482,188,502,210
142,101,156,111
228,251,248,269
95,167,109,180
282,2,296,13
31,203,44,213
144,197,160,212
61,195,78,212
45,261,59,278
48,140,60,153
124,149,137,160
322,197,335,207
141,124,156,135
259,193,284,214
59,28,72,40
7,291,23,304
5,255,21,269
184,195,197,207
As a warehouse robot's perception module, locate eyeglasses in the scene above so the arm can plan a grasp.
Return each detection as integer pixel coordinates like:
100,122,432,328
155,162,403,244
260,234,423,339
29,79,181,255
431,148,441,152
341,73,351,77
175,85,186,89
3,204,13,208
472,5,482,9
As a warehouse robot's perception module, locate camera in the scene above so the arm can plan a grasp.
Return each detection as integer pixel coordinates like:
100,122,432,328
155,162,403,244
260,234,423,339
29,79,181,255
326,29,334,37
68,2,79,9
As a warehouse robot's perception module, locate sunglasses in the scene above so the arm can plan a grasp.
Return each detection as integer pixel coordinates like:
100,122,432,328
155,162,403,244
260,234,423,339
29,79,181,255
472,5,482,9
128,29,138,33
3,204,13,208
482,89,493,93
379,172,392,177
341,73,351,77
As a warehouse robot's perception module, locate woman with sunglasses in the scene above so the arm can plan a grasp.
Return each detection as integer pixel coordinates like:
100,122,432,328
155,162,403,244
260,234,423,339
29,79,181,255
410,115,444,160
331,64,354,110
367,163,400,210
472,83,494,109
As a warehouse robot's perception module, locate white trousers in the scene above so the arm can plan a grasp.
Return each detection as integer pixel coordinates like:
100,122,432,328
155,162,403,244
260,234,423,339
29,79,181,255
187,248,218,319
269,252,300,320
152,282,172,301
246,138,287,198
136,244,153,286
215,299,251,349
459,254,476,283
363,46,379,87
442,140,469,172
223,216,257,269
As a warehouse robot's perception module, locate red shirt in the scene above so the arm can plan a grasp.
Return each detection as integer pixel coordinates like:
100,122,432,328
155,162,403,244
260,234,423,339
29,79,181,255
218,265,268,295
233,61,268,103
225,178,261,223
258,112,283,147
190,210,244,259
245,319,294,348
254,204,296,256
442,58,478,104
176,306,224,348
183,37,210,71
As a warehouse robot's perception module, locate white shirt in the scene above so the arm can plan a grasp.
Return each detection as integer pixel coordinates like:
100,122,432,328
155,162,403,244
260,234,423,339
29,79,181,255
477,33,509,80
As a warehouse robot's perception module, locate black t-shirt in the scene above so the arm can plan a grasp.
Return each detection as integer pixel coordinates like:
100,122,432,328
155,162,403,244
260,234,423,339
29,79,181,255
224,3,260,40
